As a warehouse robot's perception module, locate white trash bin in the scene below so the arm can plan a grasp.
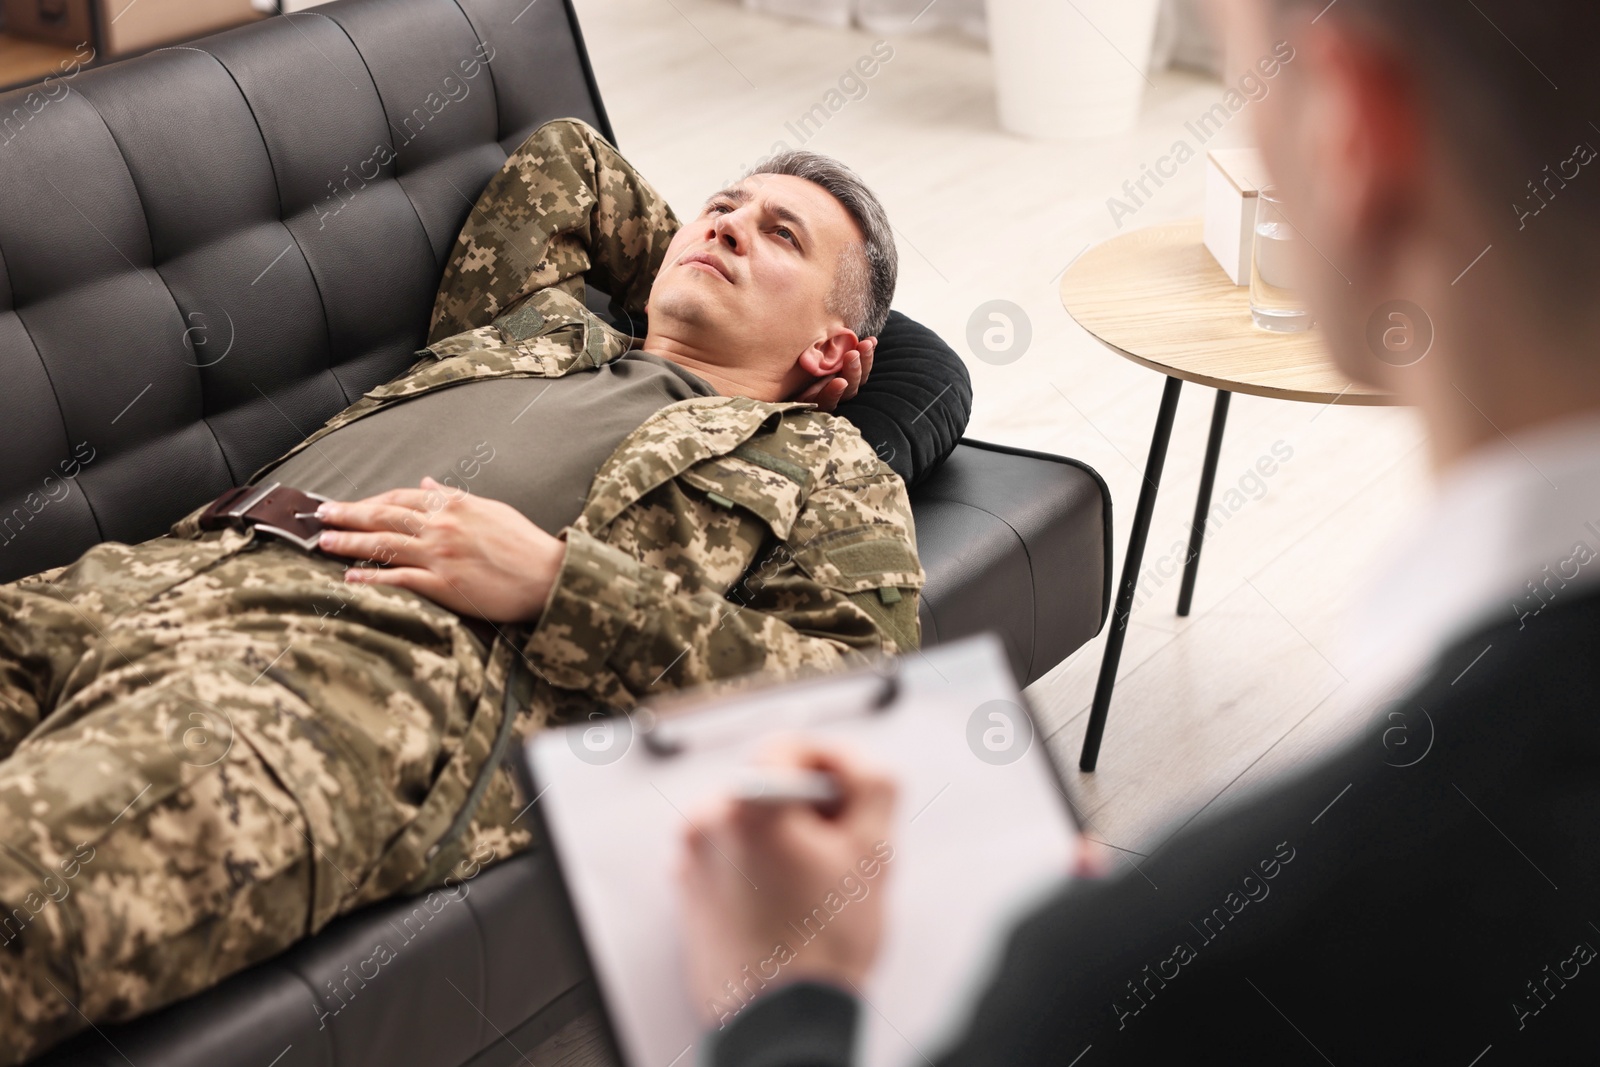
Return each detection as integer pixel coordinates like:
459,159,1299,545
987,0,1162,139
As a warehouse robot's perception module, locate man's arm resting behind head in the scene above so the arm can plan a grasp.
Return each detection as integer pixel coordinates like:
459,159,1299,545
428,117,679,344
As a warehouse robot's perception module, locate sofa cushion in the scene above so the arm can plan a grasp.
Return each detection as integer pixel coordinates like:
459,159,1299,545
0,0,613,586
914,440,1111,684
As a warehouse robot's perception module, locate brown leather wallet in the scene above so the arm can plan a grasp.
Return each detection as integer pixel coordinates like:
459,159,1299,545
197,481,332,551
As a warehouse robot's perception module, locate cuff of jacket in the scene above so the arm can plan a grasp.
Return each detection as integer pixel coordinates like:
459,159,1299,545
523,528,675,690
707,981,859,1067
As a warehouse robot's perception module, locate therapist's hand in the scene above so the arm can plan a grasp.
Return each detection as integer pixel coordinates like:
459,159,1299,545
678,742,897,1025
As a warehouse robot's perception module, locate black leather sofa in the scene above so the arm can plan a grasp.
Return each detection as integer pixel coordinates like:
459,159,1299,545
0,1,1110,1062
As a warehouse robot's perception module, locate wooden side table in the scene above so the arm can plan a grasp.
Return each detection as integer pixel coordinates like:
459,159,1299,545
1060,220,1397,771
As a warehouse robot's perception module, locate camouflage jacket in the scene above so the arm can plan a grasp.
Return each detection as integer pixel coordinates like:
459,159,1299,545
185,119,923,729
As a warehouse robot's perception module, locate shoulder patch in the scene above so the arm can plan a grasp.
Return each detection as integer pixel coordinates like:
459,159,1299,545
828,540,920,578
730,442,812,488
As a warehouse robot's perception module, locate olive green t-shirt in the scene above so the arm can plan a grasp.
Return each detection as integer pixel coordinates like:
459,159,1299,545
261,351,718,533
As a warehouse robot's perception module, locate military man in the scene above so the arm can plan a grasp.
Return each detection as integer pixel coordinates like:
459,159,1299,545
0,118,923,1063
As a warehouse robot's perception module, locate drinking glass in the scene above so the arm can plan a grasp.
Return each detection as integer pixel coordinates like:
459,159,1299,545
1250,187,1312,333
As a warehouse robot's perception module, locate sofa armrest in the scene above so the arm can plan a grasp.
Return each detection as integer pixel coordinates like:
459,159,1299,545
909,439,1112,686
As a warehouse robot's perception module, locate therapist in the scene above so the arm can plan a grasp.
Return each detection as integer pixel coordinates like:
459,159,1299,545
678,0,1600,1061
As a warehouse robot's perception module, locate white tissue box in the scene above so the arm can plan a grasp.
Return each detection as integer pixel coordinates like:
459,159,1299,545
1203,148,1272,286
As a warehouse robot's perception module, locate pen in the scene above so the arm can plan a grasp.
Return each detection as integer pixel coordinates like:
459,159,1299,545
732,768,842,805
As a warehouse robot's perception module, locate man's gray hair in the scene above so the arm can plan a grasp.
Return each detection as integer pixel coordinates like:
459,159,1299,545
747,151,897,339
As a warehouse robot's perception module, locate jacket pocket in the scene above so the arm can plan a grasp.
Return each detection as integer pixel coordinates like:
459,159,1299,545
677,450,808,542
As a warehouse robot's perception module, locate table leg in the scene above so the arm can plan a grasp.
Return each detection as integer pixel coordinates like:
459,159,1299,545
1176,390,1232,618
1080,376,1184,773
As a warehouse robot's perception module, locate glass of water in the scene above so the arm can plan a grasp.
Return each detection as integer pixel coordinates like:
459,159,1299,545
1250,187,1312,333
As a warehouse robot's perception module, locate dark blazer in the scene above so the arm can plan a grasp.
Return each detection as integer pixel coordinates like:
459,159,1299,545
709,591,1600,1065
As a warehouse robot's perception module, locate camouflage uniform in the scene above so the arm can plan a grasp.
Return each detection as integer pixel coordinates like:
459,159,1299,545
0,118,922,1063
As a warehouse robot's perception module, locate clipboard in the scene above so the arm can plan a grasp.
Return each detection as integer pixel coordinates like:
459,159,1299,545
524,634,1081,1067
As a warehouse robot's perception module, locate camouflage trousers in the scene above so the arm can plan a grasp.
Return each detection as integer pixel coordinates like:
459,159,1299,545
0,528,532,1065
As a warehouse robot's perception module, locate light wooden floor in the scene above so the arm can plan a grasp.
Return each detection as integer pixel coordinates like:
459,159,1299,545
0,32,82,89
523,1002,617,1067
572,0,1427,867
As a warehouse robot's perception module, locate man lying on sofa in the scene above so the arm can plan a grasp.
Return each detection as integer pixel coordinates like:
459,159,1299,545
0,118,924,1064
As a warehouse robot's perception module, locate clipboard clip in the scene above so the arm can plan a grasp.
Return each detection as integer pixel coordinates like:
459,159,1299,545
637,656,901,758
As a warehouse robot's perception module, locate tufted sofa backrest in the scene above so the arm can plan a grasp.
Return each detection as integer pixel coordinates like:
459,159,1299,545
0,0,610,583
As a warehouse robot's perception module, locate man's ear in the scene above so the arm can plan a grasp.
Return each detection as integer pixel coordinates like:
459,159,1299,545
797,328,860,379
1296,19,1425,249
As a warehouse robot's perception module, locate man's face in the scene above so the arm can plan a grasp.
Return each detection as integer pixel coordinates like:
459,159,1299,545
645,173,864,365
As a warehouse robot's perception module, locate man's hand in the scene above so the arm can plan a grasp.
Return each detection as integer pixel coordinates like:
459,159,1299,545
793,337,876,412
678,742,896,1025
314,476,566,622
